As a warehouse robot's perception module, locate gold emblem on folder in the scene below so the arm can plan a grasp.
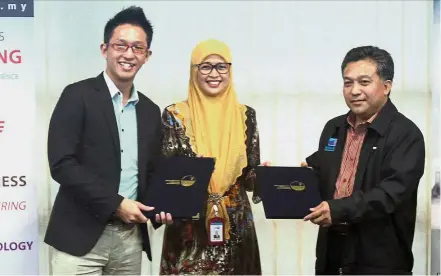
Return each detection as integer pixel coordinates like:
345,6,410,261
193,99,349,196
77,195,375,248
165,175,196,187
289,181,305,191
274,181,306,191
181,175,196,187
192,213,200,220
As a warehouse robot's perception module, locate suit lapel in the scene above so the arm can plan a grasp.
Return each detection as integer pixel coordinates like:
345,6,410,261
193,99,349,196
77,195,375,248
136,97,149,188
93,73,120,158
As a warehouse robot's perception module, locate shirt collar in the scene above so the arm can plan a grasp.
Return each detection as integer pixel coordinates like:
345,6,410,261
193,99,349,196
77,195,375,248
103,70,139,105
335,99,397,136
347,111,378,128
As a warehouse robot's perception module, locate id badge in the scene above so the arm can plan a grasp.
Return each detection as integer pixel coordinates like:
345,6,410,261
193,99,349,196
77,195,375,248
208,205,225,245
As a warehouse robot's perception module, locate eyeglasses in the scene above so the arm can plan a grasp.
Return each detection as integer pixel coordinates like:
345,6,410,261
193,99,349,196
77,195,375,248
194,62,232,75
107,42,148,55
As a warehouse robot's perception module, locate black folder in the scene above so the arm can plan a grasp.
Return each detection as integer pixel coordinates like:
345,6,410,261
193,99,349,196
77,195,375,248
255,166,322,219
144,156,215,219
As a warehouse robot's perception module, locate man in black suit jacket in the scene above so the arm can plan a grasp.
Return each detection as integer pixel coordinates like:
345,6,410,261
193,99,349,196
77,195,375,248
303,46,425,274
45,6,172,275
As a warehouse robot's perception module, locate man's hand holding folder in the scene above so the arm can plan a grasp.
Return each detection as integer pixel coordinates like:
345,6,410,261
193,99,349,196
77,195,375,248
303,201,332,227
116,198,173,225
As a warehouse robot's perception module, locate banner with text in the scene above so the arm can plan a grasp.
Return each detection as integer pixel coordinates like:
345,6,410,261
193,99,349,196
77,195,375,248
0,0,38,274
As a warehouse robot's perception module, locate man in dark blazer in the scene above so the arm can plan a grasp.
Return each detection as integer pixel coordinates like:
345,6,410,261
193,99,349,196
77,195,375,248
45,6,172,275
303,46,425,275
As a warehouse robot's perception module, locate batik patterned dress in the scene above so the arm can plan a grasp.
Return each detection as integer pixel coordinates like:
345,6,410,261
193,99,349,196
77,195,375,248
159,104,262,275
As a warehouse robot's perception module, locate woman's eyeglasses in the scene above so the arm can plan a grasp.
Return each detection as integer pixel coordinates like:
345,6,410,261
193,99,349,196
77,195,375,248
194,62,232,75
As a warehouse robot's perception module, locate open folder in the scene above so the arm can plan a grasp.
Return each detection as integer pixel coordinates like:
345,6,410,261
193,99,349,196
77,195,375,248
144,156,215,220
255,166,322,219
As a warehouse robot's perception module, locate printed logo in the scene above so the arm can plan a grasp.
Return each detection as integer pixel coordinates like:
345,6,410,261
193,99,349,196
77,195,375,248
165,175,196,187
0,120,4,133
274,181,306,191
324,138,337,152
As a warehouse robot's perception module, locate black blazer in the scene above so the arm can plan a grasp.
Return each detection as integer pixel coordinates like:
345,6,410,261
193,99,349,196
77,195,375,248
44,73,161,261
306,99,425,274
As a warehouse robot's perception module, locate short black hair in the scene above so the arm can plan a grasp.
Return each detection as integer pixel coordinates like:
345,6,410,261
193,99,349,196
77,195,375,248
341,46,394,82
104,6,153,48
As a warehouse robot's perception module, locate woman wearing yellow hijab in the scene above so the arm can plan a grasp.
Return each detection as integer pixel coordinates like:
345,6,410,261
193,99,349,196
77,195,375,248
159,39,262,275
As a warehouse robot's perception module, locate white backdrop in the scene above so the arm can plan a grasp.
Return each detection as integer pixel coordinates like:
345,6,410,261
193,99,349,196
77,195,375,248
33,1,435,275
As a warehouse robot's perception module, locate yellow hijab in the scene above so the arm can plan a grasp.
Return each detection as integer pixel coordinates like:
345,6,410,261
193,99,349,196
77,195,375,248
175,39,247,240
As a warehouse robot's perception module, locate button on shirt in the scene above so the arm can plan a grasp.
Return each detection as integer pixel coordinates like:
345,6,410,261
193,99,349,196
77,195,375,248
333,113,377,199
103,71,139,200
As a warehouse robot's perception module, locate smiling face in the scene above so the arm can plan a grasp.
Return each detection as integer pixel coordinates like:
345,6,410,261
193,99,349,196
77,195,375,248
100,23,151,85
195,54,231,97
342,59,391,121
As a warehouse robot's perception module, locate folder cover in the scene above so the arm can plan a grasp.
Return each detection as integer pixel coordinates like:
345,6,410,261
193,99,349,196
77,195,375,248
144,156,215,219
255,166,322,219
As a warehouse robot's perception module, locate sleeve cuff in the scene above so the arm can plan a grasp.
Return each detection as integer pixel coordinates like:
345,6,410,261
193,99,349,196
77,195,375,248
327,199,348,224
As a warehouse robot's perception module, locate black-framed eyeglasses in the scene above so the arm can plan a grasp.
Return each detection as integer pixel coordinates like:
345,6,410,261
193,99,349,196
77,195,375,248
194,62,232,75
107,42,148,55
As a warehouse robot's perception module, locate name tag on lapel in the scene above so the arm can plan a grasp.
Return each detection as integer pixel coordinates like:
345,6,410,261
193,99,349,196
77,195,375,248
324,138,338,152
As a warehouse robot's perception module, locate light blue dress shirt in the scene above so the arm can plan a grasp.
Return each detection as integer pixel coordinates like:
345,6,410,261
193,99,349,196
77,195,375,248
103,71,139,200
